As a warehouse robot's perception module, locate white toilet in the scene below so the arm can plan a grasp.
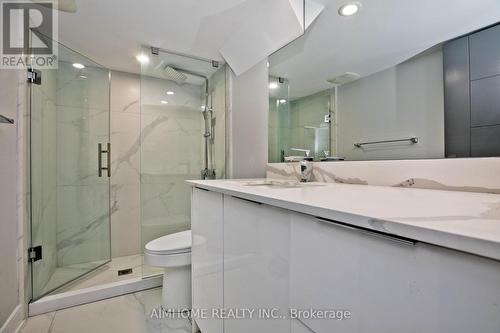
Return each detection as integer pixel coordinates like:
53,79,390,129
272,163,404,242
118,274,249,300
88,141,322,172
144,230,192,311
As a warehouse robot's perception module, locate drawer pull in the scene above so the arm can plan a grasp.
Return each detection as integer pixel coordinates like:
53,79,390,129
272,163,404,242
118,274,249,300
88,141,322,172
195,186,210,192
315,217,416,247
231,195,263,205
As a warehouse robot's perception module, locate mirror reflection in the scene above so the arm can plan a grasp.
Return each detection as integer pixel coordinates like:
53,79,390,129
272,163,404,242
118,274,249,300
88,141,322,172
268,1,500,162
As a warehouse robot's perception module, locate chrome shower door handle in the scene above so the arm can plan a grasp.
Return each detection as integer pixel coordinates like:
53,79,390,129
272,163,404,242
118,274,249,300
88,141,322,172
97,143,111,177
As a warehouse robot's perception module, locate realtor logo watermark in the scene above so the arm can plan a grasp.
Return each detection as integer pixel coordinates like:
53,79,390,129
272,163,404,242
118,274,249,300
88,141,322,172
1,1,58,69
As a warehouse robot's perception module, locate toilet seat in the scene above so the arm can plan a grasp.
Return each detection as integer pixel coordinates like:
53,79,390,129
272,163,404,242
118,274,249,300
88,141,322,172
144,230,192,268
145,230,191,254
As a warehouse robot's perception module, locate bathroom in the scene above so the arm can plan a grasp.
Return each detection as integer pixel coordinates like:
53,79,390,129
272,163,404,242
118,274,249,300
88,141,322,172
1,0,500,332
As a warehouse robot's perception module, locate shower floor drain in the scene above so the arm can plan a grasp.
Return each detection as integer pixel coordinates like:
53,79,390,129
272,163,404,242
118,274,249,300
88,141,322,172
118,268,133,276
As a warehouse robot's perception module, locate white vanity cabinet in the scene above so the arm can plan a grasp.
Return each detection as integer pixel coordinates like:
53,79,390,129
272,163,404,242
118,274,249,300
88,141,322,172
223,195,291,333
191,187,500,333
191,188,224,333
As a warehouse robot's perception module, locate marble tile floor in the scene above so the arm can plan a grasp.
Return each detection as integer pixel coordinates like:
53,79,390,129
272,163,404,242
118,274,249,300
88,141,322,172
21,287,192,333
40,254,163,296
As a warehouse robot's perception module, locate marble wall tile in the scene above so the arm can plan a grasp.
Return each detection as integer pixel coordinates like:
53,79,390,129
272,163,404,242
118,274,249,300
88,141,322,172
110,71,140,114
56,184,111,266
140,106,204,176
266,158,500,194
0,69,23,327
140,75,205,250
111,183,141,257
109,71,141,258
110,111,140,185
56,106,109,186
140,175,195,248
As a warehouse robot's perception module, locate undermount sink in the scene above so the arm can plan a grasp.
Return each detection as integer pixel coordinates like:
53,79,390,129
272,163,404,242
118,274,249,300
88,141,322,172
242,180,325,188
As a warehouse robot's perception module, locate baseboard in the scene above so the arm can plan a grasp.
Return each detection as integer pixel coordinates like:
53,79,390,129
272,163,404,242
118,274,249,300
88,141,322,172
0,304,25,333
29,275,162,316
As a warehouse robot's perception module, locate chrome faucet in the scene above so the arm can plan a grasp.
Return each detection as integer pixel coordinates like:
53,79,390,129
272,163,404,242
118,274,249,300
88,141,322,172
290,148,311,157
300,160,313,182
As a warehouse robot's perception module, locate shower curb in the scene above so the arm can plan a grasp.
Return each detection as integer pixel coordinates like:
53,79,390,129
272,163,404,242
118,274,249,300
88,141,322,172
28,275,162,316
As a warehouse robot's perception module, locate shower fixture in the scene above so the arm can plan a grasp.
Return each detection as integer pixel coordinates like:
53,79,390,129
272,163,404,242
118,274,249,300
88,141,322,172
157,61,216,180
163,66,188,85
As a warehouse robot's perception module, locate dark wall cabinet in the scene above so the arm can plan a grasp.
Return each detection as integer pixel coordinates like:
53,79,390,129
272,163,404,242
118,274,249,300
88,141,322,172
469,24,500,80
444,24,500,158
443,36,470,157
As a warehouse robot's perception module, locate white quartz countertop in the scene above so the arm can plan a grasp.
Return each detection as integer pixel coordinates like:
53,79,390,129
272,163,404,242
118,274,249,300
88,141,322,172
187,179,500,261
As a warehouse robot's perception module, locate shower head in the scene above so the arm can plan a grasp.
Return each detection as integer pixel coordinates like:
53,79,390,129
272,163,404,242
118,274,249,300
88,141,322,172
163,66,188,85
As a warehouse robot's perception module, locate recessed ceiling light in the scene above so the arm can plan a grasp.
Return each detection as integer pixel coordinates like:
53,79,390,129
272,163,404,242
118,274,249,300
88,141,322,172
338,2,360,16
72,63,85,69
161,100,168,104
279,99,287,104
166,91,174,95
136,53,149,64
269,82,278,90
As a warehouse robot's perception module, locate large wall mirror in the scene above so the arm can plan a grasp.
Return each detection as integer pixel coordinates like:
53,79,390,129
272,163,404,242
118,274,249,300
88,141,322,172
268,0,500,162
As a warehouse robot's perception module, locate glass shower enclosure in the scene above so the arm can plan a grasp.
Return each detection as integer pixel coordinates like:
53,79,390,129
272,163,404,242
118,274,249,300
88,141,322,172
140,47,227,276
30,36,111,300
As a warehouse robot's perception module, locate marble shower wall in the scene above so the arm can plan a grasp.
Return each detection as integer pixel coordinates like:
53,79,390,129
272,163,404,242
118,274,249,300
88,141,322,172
109,71,141,258
0,70,26,329
140,75,205,253
267,158,500,194
100,67,228,260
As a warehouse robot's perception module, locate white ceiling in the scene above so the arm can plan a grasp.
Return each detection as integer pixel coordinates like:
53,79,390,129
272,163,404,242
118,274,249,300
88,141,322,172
56,0,309,75
270,0,500,99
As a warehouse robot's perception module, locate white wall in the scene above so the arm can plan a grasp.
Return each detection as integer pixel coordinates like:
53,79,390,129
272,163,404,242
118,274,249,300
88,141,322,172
229,59,269,178
337,49,445,160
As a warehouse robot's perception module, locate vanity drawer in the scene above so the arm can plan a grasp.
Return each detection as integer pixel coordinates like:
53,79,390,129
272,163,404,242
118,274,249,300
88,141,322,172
290,213,417,333
289,213,500,333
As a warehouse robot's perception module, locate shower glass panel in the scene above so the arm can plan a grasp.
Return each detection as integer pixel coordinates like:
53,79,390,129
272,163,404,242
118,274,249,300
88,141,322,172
268,75,332,161
288,90,332,160
30,36,111,300
268,76,290,162
140,48,226,277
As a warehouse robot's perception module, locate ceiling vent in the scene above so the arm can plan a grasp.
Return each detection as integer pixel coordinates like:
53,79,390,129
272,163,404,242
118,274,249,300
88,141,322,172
327,72,361,85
